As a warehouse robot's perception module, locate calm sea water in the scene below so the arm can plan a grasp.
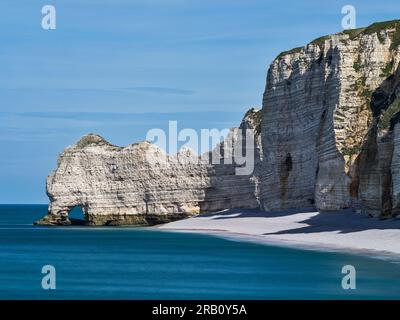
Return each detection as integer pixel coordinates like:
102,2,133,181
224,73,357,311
0,204,399,299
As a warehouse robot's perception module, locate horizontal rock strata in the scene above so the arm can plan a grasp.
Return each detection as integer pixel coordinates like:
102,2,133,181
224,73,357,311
37,19,400,225
36,110,262,226
260,20,400,218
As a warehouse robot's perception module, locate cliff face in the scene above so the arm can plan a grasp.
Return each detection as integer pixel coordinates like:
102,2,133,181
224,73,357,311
260,20,400,218
37,19,400,225
36,111,262,226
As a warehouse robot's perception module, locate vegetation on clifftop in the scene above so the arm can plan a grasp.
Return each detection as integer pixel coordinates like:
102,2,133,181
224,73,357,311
310,35,331,47
363,20,399,35
276,47,303,60
342,27,366,40
274,19,400,62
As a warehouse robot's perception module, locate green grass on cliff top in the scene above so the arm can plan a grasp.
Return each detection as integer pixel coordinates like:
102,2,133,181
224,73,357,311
275,19,400,61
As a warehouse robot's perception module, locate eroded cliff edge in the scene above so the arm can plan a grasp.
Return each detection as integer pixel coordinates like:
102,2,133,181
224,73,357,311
260,19,400,218
36,110,262,225
36,19,400,226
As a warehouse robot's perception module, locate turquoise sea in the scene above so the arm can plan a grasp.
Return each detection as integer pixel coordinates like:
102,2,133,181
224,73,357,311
0,204,400,299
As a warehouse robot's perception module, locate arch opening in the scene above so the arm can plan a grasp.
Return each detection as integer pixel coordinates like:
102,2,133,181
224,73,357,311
68,205,87,225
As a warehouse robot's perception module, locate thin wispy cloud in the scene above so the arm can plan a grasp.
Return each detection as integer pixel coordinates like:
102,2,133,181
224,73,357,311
0,0,397,203
0,86,196,96
12,110,242,118
0,111,243,137
122,87,196,95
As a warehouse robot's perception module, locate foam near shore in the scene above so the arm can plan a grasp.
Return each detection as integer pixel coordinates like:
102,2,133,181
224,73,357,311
158,209,400,258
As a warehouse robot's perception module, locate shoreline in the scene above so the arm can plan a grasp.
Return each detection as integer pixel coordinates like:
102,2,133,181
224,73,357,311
157,209,400,261
158,227,400,262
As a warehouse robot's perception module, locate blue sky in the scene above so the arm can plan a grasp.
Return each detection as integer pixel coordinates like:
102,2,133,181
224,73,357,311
1,0,399,203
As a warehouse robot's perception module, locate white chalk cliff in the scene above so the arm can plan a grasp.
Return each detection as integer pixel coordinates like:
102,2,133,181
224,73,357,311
36,110,262,225
36,20,400,225
260,20,400,218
